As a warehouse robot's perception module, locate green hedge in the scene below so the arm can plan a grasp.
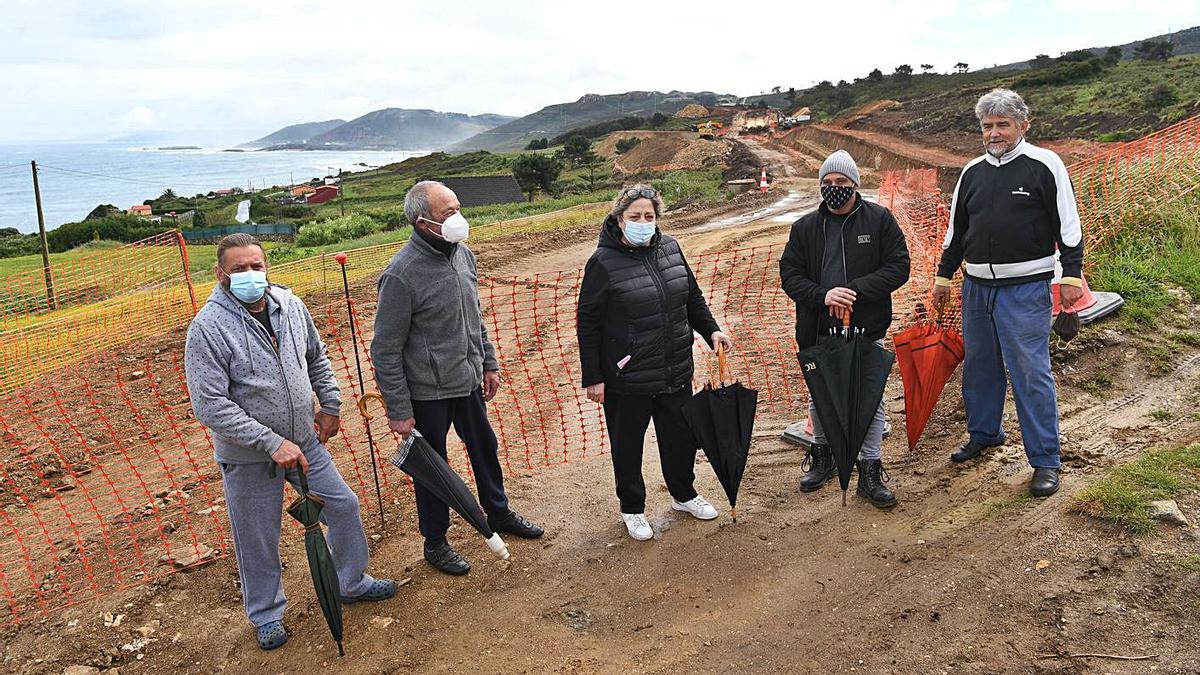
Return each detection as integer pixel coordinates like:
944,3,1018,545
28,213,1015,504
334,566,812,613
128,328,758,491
295,214,385,247
46,215,161,253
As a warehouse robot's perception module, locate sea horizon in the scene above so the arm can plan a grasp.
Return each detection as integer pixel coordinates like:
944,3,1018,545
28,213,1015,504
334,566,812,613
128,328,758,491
0,143,431,234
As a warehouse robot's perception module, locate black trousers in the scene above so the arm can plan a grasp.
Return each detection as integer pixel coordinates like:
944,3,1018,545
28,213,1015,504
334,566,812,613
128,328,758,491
410,388,510,545
602,386,699,514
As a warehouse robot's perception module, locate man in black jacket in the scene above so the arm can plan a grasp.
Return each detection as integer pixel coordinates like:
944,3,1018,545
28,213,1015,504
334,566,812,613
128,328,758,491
780,151,911,508
932,89,1084,497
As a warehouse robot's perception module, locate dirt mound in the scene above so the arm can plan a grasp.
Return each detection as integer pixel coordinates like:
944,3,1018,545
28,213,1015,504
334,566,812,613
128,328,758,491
597,131,731,173
674,103,710,118
829,99,901,127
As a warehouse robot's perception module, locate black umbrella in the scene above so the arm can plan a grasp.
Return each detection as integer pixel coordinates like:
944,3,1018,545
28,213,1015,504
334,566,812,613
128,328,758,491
285,470,345,657
358,393,510,560
681,346,758,522
797,312,894,505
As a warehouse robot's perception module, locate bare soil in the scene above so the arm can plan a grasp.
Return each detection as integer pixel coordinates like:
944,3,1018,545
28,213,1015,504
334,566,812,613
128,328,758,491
3,160,1199,675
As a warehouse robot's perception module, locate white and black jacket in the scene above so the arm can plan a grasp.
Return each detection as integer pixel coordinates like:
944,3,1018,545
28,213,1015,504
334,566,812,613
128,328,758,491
937,139,1083,286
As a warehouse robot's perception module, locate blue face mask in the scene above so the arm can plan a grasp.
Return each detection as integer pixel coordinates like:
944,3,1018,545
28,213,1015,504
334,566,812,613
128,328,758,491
227,270,268,303
623,220,656,246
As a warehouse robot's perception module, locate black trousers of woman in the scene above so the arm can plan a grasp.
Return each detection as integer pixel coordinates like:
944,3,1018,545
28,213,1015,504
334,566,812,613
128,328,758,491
602,386,699,514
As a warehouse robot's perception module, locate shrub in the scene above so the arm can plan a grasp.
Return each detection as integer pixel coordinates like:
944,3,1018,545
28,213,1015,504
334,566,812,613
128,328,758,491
280,204,315,219
524,138,550,150
295,214,385,246
1015,58,1106,86
1144,84,1179,110
0,234,41,258
615,137,641,154
46,215,160,252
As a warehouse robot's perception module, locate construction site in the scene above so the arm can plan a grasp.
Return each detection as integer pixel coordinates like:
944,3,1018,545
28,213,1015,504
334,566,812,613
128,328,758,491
1,98,1199,675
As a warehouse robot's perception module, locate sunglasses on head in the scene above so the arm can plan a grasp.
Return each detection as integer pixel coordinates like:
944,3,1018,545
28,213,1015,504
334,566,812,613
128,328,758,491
624,187,657,200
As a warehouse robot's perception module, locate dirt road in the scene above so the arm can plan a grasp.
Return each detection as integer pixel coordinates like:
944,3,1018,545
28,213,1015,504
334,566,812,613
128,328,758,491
4,182,1199,674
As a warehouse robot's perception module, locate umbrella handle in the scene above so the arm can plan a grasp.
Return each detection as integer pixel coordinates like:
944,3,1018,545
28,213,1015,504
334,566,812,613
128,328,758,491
357,391,386,421
716,343,729,385
841,307,852,337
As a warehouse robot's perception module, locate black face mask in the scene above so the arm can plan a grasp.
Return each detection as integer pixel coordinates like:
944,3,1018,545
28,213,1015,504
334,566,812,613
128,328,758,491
821,185,856,210
1052,310,1080,342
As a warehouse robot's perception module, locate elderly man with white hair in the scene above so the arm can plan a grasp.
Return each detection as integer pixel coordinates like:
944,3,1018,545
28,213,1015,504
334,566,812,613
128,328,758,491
372,181,544,576
932,89,1084,497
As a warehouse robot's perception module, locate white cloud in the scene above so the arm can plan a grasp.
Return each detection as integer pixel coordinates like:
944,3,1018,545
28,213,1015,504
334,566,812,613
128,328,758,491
0,0,1197,143
121,106,157,126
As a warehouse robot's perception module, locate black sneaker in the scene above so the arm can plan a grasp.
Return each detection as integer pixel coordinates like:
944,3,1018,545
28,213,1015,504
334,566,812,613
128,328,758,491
487,510,544,539
799,443,836,492
950,435,1005,463
424,539,470,576
856,459,897,508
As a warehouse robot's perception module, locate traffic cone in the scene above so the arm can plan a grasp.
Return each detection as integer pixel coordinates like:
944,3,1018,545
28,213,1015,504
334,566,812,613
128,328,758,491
759,167,768,192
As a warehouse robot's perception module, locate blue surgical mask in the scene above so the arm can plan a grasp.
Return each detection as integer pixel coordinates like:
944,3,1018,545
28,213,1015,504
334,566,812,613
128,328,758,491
623,220,656,246
227,270,268,303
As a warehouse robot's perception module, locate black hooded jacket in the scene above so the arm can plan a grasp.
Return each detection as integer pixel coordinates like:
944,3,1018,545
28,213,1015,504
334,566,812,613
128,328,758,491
577,215,721,394
779,196,911,350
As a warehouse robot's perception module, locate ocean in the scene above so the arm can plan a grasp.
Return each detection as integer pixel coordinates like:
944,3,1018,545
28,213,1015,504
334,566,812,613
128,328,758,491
0,143,430,234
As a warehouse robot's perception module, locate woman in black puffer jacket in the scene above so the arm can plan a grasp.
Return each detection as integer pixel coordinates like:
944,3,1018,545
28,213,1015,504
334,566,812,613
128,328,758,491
576,184,734,541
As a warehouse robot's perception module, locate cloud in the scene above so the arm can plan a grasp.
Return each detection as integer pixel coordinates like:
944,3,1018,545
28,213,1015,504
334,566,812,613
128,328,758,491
121,105,157,127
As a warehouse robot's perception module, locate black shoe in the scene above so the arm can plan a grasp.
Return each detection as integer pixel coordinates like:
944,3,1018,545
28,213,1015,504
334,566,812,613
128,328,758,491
950,435,1004,464
487,510,544,539
856,459,897,508
424,539,470,576
799,443,836,492
1029,467,1060,497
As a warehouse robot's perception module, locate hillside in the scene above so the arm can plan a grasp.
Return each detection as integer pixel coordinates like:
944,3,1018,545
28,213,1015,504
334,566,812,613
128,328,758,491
252,109,515,151
450,90,730,152
240,119,346,148
984,25,1200,72
743,52,1200,150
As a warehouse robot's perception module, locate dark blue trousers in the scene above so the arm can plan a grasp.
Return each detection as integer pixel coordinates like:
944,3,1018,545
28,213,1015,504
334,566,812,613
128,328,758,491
410,388,511,544
961,278,1061,469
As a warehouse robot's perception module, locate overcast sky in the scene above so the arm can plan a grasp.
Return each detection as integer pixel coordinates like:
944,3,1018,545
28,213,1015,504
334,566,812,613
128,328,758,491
2,0,1196,145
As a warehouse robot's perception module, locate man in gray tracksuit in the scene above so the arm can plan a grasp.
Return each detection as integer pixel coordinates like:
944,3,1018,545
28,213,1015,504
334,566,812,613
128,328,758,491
184,233,394,651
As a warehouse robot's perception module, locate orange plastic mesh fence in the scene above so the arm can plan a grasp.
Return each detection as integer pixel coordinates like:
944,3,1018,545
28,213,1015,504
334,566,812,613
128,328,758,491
0,231,197,395
4,116,1199,622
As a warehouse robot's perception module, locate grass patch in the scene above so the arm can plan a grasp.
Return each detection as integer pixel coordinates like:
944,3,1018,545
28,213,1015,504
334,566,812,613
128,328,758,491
984,491,1034,518
1149,408,1173,422
1088,195,1200,331
1179,554,1200,572
1081,372,1114,396
1073,444,1200,533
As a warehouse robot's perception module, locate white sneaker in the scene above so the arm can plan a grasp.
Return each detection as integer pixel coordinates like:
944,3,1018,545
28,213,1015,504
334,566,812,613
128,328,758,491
672,495,719,520
622,513,653,541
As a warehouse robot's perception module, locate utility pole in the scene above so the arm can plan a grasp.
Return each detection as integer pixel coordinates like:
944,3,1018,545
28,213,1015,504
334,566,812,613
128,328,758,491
30,161,57,311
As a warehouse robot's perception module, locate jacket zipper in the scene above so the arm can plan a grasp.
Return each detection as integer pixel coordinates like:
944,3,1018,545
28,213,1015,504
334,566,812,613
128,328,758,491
251,304,296,443
640,249,674,385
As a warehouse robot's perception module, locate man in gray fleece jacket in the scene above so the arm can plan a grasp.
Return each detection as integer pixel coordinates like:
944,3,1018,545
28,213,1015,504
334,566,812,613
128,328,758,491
372,181,544,576
184,234,395,651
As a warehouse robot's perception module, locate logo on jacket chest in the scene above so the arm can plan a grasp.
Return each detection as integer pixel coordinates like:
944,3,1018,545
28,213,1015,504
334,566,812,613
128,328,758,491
1011,186,1031,197
856,234,871,244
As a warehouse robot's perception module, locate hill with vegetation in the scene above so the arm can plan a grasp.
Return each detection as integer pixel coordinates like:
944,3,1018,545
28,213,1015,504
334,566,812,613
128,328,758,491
247,109,516,151
240,119,346,148
450,91,731,152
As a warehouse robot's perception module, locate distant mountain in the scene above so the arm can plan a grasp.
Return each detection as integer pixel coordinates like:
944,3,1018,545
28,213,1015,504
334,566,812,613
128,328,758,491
984,25,1200,72
291,109,515,151
241,119,346,148
450,91,731,152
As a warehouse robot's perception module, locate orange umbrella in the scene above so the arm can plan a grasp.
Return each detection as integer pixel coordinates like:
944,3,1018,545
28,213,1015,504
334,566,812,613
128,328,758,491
893,312,964,451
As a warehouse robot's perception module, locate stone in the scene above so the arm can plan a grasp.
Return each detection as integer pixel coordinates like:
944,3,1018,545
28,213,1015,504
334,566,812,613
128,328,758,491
164,544,218,570
1147,500,1190,527
62,667,100,675
369,616,395,629
1095,550,1116,571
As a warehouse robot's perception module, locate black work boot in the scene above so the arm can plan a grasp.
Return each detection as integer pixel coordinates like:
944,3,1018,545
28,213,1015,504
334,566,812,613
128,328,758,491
950,434,1005,464
856,458,897,508
1029,467,1060,497
799,443,835,492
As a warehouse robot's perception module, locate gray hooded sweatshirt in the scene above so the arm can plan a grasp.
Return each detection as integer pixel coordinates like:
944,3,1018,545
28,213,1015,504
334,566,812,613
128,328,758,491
184,283,341,464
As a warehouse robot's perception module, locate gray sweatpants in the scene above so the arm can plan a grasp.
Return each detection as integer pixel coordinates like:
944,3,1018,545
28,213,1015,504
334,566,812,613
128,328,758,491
808,338,887,462
220,441,375,627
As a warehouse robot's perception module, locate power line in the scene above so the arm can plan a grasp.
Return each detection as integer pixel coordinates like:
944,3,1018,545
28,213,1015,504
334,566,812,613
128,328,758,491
36,163,217,189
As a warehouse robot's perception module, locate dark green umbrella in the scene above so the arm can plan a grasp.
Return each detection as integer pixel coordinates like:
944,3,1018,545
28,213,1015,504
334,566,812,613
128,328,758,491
286,470,345,656
798,312,894,505
681,346,758,522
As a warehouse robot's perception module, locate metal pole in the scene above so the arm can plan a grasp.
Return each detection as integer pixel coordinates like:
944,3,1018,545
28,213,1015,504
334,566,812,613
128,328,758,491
337,252,386,529
30,161,57,310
